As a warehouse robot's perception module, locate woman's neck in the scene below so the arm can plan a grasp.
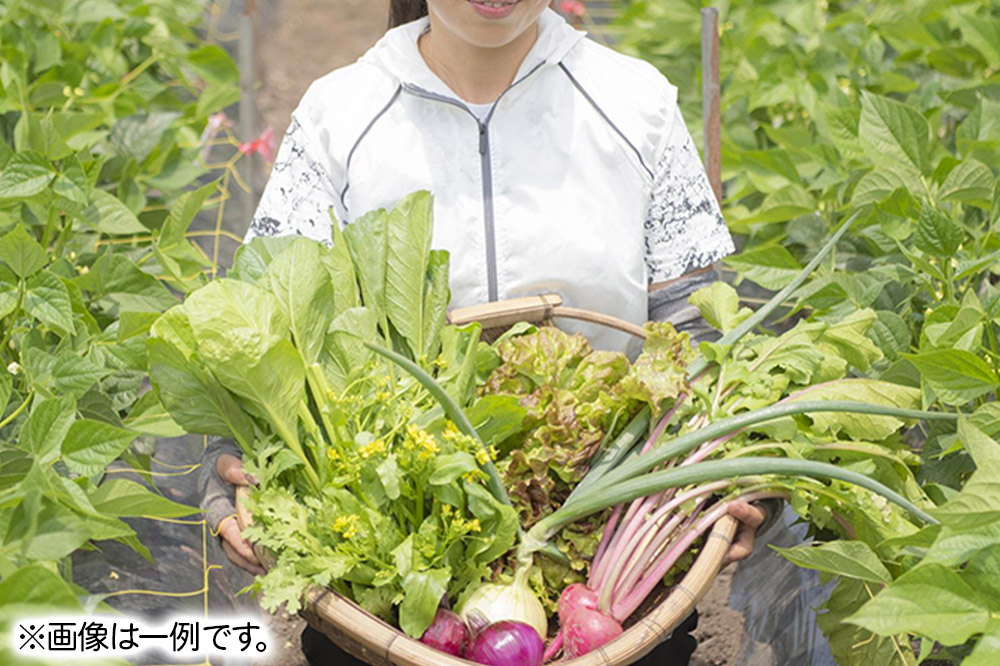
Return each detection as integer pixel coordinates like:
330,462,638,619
418,21,539,104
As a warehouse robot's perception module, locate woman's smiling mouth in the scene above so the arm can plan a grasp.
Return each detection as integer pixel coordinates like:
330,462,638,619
467,0,520,20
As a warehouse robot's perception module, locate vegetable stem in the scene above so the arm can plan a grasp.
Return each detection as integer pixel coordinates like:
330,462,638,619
524,457,937,559
573,401,956,501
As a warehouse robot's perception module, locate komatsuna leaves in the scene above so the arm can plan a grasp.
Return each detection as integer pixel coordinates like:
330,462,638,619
772,540,892,584
385,190,433,359
231,235,300,284
343,207,389,331
326,215,361,313
0,225,47,278
399,567,451,638
265,237,334,364
422,249,450,358
905,350,999,405
846,563,990,646
62,419,137,476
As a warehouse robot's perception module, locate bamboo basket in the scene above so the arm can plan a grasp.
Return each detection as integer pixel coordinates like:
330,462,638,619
235,295,739,666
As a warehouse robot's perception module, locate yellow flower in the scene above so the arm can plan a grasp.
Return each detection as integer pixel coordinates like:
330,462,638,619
407,424,439,459
462,470,485,483
326,448,340,461
475,448,490,466
441,504,453,516
333,514,360,539
466,518,481,533
443,421,460,440
358,439,386,459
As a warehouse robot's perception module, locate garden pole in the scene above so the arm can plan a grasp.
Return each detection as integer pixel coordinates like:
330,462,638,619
701,7,722,206
239,1,257,225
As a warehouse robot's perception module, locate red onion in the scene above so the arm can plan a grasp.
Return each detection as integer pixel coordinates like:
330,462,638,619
465,620,544,666
563,609,623,659
557,583,600,625
419,607,468,657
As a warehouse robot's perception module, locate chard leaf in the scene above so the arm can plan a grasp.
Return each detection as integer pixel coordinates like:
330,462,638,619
265,237,334,364
385,190,433,359
846,564,990,646
789,379,920,440
772,540,892,583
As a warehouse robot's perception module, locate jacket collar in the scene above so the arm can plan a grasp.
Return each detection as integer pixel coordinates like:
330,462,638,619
361,8,586,101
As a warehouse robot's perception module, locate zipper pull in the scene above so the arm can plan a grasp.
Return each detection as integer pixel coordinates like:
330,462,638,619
479,123,488,156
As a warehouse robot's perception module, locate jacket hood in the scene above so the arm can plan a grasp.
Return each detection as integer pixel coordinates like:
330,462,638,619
360,8,587,100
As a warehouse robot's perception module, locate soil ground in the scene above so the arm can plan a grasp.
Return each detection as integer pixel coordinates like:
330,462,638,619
240,2,790,665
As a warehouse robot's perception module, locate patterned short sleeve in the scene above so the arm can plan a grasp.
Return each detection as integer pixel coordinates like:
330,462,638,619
644,106,735,285
245,116,344,245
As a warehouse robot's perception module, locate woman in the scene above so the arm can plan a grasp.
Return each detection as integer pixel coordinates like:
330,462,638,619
200,1,770,663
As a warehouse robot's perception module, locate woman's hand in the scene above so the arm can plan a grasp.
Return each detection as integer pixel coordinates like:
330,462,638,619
724,501,767,564
215,454,265,576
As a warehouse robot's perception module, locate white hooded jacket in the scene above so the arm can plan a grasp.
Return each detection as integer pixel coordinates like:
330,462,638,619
247,9,734,350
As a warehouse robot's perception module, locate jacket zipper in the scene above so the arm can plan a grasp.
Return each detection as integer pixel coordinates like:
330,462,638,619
402,62,545,302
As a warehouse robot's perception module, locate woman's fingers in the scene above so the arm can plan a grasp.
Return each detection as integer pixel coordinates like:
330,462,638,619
218,516,263,571
216,453,255,486
221,539,266,576
725,501,767,564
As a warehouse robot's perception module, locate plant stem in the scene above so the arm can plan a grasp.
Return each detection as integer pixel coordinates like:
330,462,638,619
523,458,936,558
567,408,650,504
0,389,33,429
573,401,956,501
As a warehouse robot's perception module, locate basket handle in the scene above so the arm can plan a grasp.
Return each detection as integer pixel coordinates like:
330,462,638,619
448,294,647,340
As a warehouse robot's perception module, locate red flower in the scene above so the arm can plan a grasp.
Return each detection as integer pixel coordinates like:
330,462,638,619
239,126,277,162
560,0,585,17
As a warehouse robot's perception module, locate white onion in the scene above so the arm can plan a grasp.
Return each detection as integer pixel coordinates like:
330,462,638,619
459,567,547,639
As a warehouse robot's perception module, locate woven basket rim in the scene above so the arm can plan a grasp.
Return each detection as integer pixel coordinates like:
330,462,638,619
233,299,733,665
